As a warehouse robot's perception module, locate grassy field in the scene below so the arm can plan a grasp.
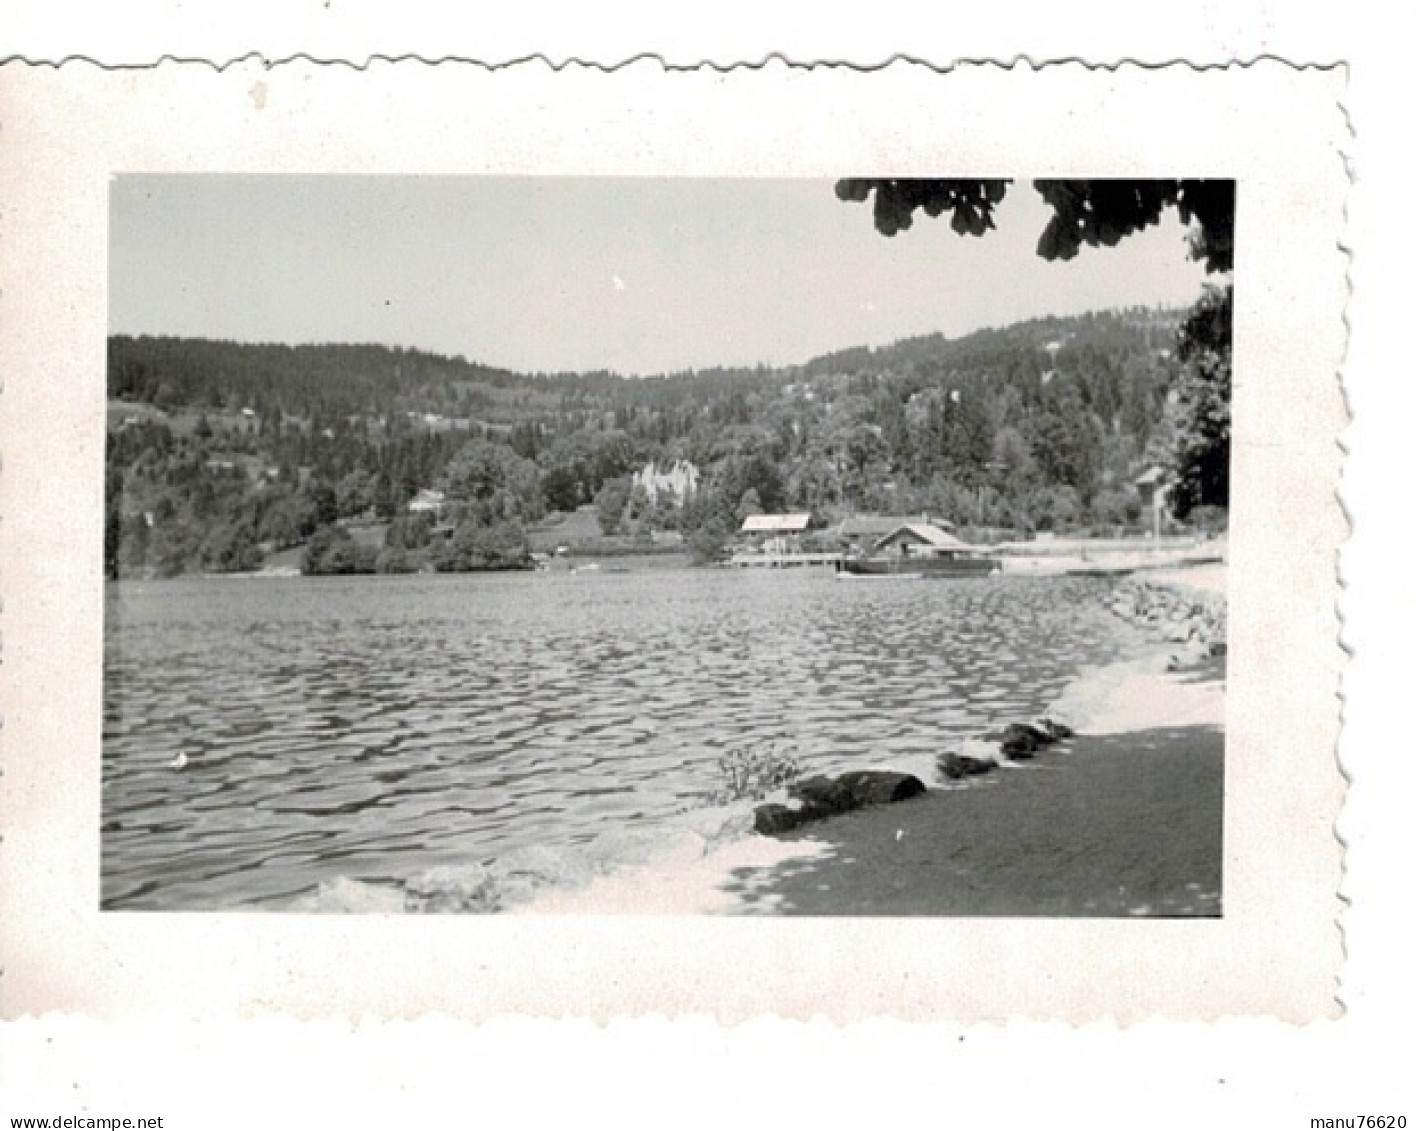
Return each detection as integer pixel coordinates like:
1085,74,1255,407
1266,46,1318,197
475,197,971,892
526,507,684,556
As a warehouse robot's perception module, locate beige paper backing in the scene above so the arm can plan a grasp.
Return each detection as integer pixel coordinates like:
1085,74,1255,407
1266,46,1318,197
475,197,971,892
0,60,1348,1022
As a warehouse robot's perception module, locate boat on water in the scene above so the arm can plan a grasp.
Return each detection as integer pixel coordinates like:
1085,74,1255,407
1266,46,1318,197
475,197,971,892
837,522,1001,579
835,568,924,581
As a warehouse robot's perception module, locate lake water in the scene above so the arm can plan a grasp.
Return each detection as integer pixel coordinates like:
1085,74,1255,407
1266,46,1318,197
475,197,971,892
101,564,1152,911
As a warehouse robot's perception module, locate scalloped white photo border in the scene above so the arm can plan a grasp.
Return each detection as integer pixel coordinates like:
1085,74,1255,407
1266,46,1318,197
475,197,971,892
0,58,1348,1022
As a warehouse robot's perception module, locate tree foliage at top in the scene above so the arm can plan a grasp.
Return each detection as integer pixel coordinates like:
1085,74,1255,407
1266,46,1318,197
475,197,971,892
836,178,1234,520
835,178,1234,273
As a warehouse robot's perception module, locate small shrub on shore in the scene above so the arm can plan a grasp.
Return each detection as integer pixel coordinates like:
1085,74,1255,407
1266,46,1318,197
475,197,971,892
302,523,379,575
1186,505,1229,536
710,741,802,805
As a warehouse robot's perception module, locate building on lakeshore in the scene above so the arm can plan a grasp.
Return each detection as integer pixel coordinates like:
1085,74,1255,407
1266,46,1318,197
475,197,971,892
738,512,812,556
1134,466,1170,538
834,514,956,552
873,523,973,558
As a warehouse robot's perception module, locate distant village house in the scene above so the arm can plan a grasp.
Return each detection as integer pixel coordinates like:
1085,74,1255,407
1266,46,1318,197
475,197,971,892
631,459,699,506
407,488,447,517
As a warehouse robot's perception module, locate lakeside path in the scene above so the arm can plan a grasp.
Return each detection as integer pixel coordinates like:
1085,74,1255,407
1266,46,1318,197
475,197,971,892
722,568,1227,918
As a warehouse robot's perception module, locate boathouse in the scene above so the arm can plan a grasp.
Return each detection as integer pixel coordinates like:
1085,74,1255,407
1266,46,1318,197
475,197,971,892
729,513,839,566
835,514,955,552
739,513,812,555
874,523,972,557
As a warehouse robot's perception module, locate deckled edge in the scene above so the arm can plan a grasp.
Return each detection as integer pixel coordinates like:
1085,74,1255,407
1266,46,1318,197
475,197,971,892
1332,66,1356,1016
0,50,1349,74
0,56,1352,1029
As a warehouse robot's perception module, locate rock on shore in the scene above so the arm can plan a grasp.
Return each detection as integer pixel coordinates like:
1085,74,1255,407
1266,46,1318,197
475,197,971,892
933,718,1074,780
754,770,926,836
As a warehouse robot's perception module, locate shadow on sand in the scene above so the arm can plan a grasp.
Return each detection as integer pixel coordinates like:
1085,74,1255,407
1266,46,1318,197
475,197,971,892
723,721,1224,918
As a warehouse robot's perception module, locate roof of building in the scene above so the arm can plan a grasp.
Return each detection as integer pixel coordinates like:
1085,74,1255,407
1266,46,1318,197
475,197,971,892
837,514,955,537
874,523,970,551
740,513,812,533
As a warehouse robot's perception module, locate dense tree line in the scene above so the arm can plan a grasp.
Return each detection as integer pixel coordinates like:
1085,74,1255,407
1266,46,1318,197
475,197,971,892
105,301,1226,578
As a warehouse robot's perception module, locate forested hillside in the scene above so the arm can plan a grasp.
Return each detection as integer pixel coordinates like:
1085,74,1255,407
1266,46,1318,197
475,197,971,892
104,297,1228,578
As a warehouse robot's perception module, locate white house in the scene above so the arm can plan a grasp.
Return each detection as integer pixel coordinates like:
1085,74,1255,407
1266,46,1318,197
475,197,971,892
1134,466,1170,538
740,513,812,535
408,489,447,516
631,459,700,505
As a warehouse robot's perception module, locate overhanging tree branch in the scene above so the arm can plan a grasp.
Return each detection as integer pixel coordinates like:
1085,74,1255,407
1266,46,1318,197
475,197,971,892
835,178,1234,274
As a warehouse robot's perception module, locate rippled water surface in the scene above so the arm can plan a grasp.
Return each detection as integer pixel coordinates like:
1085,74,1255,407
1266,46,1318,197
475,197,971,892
102,564,1149,909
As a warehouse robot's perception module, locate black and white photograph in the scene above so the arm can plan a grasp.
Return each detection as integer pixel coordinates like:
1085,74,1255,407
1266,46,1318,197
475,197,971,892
101,174,1232,917
2,60,1349,1030
0,24,1401,1131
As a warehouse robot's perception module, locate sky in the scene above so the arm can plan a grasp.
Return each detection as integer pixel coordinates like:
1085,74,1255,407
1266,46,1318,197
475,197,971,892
109,176,1214,378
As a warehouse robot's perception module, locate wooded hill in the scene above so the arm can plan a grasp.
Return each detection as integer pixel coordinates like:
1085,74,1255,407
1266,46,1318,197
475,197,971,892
105,298,1228,578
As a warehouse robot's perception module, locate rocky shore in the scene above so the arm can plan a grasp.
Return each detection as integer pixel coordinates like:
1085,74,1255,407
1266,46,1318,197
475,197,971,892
741,568,1230,842
730,565,1228,916
1107,570,1227,669
750,722,1076,838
